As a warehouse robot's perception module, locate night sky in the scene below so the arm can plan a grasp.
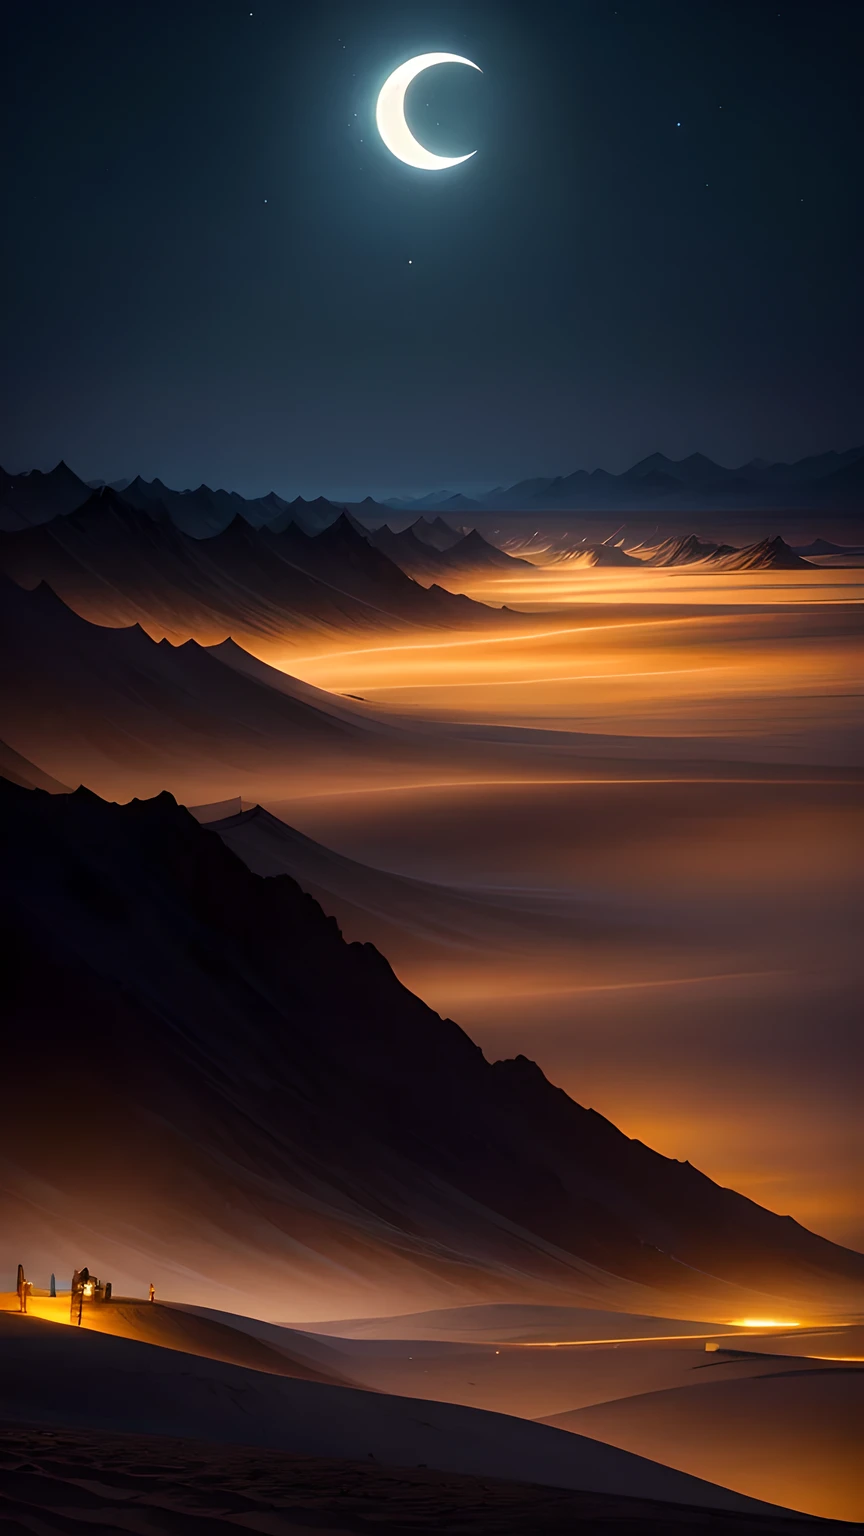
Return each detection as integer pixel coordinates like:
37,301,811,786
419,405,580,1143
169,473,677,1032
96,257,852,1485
2,0,862,498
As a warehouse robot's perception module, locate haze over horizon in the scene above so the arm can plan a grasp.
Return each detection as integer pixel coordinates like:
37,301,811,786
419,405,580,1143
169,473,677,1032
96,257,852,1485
4,439,864,515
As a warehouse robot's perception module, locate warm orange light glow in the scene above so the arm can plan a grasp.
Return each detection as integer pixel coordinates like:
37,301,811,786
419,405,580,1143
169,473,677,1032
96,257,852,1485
732,1318,801,1329
503,1330,748,1348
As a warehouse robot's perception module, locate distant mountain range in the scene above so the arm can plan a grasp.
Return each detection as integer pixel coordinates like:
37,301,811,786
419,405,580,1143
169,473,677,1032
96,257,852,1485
385,446,864,514
0,463,384,538
0,488,510,648
0,487,830,674
2,443,863,534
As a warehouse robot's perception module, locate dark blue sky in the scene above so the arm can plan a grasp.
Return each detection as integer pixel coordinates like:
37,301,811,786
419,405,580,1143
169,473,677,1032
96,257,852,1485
2,0,862,497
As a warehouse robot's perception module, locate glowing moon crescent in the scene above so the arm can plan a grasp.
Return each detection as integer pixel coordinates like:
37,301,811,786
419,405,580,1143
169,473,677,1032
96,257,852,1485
375,54,481,171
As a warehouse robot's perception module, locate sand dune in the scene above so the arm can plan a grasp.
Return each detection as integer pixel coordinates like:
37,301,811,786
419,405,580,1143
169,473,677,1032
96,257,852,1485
288,1306,864,1429
299,1329,853,1426
160,1305,864,1425
6,1302,857,1518
305,1301,730,1343
0,1316,793,1514
543,1365,864,1520
1,1424,847,1536
32,1300,351,1383
632,535,740,566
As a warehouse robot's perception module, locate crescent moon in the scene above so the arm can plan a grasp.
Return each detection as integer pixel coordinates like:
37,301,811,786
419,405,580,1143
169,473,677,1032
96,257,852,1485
375,54,481,171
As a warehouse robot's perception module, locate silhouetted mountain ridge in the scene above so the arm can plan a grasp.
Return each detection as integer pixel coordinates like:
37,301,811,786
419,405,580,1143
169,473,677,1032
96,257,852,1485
368,522,531,582
4,442,864,532
0,491,505,647
2,774,862,1318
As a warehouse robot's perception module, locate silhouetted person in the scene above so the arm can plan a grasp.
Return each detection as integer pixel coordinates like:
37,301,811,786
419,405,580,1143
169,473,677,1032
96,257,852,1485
16,1264,26,1314
70,1267,90,1325
149,1282,155,1303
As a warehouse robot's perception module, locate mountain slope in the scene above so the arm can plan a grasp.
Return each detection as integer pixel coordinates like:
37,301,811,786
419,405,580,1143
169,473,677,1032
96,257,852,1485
0,489,507,646
369,524,532,586
0,739,70,793
0,575,382,801
443,528,533,572
201,803,602,972
120,476,342,537
0,461,91,530
710,537,814,571
635,536,740,566
368,523,451,580
2,777,862,1323
412,515,463,550
544,542,644,568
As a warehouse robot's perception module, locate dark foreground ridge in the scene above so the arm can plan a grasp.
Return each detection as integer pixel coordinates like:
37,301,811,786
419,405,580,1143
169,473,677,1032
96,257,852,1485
1,775,862,1316
0,1423,848,1536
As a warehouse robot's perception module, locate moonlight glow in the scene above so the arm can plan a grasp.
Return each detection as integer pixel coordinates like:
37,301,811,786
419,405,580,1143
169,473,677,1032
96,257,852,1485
375,53,481,171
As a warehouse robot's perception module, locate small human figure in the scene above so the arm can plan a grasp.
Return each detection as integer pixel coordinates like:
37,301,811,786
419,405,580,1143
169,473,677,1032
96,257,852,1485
148,1282,155,1303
